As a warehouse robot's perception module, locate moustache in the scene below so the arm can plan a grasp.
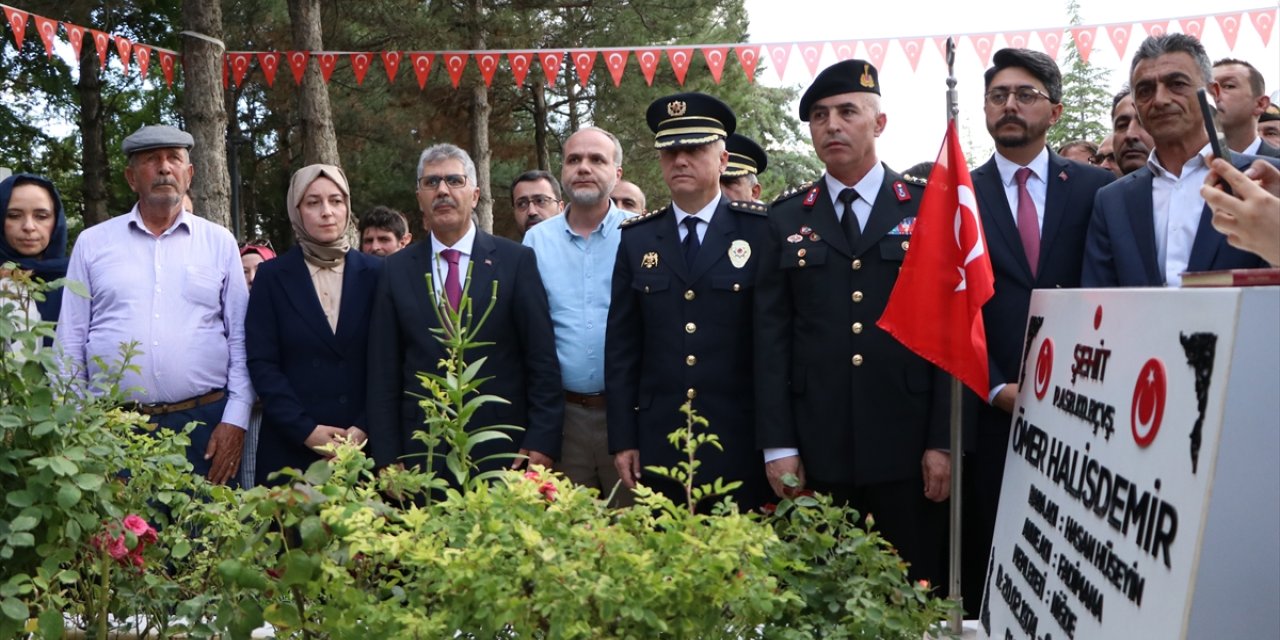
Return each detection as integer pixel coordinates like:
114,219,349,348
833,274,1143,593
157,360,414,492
996,115,1026,129
432,197,459,210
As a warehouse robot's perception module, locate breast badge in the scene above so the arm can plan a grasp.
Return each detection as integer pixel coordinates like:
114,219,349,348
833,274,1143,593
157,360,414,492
641,251,659,269
728,240,751,268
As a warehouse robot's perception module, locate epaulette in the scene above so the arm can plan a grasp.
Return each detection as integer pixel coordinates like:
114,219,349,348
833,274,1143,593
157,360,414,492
727,199,768,216
901,173,928,188
619,206,668,228
772,181,815,204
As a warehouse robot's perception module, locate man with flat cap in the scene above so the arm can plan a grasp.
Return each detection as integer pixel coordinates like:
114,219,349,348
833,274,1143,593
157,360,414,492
606,92,771,512
754,60,948,584
58,125,252,486
720,133,768,203
1259,103,1280,149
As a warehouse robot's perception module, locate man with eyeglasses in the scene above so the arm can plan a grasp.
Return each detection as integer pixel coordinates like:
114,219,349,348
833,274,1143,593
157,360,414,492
366,143,563,481
964,47,1115,611
510,170,563,236
521,127,634,506
1083,34,1275,288
1094,134,1123,177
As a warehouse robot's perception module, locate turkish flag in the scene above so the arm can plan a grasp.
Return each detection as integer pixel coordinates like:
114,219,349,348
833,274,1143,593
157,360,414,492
878,120,994,396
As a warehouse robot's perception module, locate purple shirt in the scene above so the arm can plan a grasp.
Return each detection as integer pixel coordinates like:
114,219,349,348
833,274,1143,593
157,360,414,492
56,206,253,428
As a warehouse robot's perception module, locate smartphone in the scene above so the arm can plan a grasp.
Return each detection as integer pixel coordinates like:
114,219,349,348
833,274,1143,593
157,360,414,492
1198,87,1233,194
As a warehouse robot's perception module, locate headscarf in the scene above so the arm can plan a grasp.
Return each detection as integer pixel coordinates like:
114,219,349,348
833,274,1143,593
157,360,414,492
286,164,352,269
0,173,69,321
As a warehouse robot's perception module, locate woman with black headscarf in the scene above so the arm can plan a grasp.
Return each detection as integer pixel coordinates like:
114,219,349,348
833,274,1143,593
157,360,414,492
1,173,69,330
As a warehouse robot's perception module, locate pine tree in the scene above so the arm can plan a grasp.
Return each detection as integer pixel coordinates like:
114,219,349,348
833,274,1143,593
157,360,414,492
1049,0,1113,151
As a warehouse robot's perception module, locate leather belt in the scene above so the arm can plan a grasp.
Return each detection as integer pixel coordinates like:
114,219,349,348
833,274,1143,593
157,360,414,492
565,391,607,409
124,390,226,416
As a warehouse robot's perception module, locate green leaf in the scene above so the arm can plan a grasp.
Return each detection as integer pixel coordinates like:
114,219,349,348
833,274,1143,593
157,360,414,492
0,597,26,621
47,457,76,476
38,609,63,638
73,473,104,491
303,459,333,485
298,516,325,549
64,279,89,299
5,491,34,508
8,515,38,532
263,602,301,629
171,540,192,559
56,484,81,509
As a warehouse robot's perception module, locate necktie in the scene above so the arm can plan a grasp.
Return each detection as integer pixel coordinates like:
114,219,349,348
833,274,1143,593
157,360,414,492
441,248,462,311
683,217,701,267
1015,167,1040,277
837,188,861,246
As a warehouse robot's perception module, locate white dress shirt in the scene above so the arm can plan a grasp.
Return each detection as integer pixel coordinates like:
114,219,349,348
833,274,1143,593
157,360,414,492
823,162,885,231
993,147,1050,233
428,224,478,302
674,195,722,243
1148,144,1212,287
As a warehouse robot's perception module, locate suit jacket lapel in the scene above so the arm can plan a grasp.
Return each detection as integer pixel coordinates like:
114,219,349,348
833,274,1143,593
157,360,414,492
802,181,853,259
1039,153,1071,281
656,207,692,284
973,159,1032,279
1123,170,1164,284
466,231,499,314
333,251,367,349
689,199,736,283
854,169,909,254
1189,154,1266,271
278,250,341,353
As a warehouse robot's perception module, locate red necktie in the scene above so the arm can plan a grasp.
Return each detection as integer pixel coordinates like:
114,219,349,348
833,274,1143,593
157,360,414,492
1014,167,1040,277
441,248,462,311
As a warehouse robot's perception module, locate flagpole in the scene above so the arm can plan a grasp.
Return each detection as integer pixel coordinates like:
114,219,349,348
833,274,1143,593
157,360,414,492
944,35,965,637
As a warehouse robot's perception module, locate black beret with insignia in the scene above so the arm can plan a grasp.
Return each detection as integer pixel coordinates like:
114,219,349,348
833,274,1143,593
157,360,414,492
647,92,737,149
799,59,880,121
724,133,768,178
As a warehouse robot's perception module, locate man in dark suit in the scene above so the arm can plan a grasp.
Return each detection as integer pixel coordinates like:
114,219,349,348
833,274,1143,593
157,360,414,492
606,92,771,512
1212,58,1280,158
1083,34,1274,287
963,48,1115,610
754,60,948,585
366,143,563,480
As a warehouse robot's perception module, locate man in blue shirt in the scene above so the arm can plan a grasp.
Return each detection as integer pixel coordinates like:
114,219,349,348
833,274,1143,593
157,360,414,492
522,126,633,506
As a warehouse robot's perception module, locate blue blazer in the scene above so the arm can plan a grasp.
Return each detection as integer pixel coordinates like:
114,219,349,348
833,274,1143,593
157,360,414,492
246,247,382,484
1082,154,1275,287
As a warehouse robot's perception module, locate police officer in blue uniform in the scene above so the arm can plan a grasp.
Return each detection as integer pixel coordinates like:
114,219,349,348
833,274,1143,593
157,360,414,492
606,92,771,512
754,60,949,584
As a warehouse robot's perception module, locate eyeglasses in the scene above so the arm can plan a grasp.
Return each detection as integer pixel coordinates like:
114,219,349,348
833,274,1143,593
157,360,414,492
418,174,468,189
985,87,1053,107
1090,153,1115,166
514,195,560,210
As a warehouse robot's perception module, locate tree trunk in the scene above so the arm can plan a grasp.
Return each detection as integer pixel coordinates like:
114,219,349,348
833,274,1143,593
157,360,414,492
76,40,110,227
288,0,340,167
532,82,550,172
181,0,231,227
468,0,492,232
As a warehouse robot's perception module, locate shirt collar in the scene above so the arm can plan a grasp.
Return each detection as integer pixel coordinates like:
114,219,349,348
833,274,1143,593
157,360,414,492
673,194,723,225
127,204,191,237
993,146,1050,187
1147,143,1212,178
824,162,885,207
561,202,629,238
306,260,344,275
1243,136,1263,156
430,222,477,256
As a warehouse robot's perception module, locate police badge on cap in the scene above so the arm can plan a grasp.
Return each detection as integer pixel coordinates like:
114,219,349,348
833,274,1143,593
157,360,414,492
646,92,737,149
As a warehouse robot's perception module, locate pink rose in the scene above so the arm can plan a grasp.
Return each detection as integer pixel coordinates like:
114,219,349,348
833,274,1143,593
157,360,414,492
122,514,157,545
105,534,129,560
523,471,540,481
537,481,557,502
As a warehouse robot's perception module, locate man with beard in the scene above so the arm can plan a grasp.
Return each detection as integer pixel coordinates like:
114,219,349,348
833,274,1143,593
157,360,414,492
1212,58,1280,157
963,48,1115,611
754,60,948,586
1083,34,1275,287
523,127,634,506
607,93,771,512
510,170,563,236
1111,88,1156,176
366,143,562,478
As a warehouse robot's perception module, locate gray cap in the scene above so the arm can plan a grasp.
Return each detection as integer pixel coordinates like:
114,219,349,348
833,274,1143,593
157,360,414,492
122,125,194,156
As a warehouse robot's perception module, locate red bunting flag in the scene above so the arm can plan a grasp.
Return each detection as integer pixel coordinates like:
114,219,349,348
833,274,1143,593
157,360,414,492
33,15,57,57
701,46,727,84
227,52,252,86
933,36,949,62
571,49,596,87
666,47,694,85
114,35,132,74
636,48,660,86
1216,13,1243,50
476,52,500,87
443,53,467,88
65,22,86,59
766,43,791,80
3,6,27,50
350,52,373,85
538,51,562,86
1069,26,1097,63
900,37,925,72
381,50,401,83
158,49,177,86
1107,23,1133,60
409,52,434,89
1143,21,1168,38
798,42,823,77
1179,17,1205,40
1004,31,1032,49
134,44,151,79
863,38,889,70
287,51,309,85
507,52,531,86
832,40,857,61
734,45,761,82
604,49,629,87
257,52,280,87
878,120,995,397
89,29,111,70
1249,8,1276,46
1037,28,1063,60
968,33,995,67
316,53,338,83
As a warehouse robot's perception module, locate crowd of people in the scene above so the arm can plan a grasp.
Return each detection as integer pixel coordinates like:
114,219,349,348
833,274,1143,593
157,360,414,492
3,32,1279,612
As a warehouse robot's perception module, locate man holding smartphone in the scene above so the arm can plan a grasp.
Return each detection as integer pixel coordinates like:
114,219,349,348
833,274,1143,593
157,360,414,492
1082,34,1275,287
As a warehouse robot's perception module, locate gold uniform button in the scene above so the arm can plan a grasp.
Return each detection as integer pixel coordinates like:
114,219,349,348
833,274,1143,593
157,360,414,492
684,290,696,300
852,322,863,334
732,283,741,292
686,388,697,399
797,248,807,258
852,291,864,303
852,354,864,366
902,240,910,251
686,355,697,366
798,258,807,267
685,322,697,334
852,259,862,270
